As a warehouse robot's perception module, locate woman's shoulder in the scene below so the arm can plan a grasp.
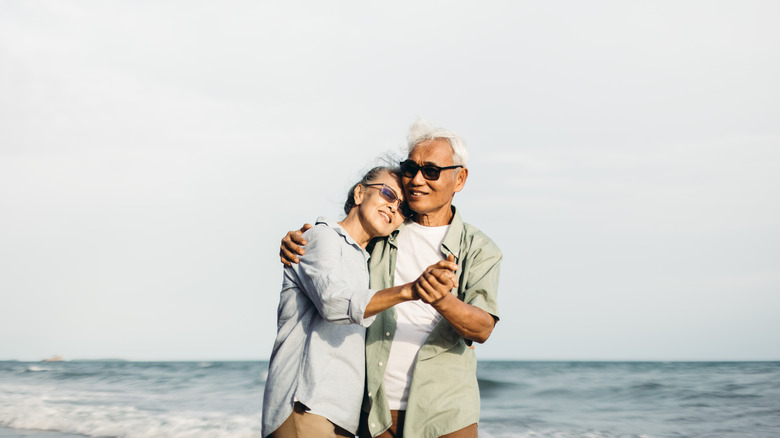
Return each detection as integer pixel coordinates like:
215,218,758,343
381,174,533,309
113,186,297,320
302,220,345,249
295,220,361,266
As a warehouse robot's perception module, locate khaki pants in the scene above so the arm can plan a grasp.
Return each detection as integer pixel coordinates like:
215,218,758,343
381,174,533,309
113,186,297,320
359,410,478,438
270,402,354,438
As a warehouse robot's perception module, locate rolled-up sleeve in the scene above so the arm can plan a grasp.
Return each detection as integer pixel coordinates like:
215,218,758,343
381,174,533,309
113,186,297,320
463,236,502,320
291,226,377,327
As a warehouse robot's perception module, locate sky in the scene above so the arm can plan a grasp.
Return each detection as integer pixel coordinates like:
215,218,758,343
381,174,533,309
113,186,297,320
1,0,778,362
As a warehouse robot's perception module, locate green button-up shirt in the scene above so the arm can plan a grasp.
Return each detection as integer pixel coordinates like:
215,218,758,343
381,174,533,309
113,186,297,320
362,207,502,438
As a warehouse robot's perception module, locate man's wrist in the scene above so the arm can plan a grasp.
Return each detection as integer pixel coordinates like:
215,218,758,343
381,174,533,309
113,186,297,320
430,292,452,309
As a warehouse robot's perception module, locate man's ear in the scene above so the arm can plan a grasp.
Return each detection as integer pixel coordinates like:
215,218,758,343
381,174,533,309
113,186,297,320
353,184,366,206
454,167,468,193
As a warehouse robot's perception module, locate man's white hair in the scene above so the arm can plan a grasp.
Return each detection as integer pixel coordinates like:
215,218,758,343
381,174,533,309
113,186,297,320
405,118,469,166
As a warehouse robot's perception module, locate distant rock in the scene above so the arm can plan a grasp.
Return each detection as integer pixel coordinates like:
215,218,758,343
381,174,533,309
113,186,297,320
42,355,64,362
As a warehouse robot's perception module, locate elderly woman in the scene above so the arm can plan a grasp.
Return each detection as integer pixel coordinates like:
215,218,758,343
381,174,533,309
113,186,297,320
262,165,457,438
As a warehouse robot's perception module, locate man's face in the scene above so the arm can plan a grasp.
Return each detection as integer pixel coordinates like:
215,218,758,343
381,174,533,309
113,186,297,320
402,138,467,224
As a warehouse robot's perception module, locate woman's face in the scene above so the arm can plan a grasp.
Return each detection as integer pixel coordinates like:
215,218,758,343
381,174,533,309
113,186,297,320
357,171,406,237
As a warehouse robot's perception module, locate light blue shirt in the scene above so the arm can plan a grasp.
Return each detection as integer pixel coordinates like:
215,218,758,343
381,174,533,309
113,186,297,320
262,217,378,437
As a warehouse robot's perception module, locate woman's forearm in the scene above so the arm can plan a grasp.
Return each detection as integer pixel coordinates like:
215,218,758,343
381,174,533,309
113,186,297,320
363,283,416,318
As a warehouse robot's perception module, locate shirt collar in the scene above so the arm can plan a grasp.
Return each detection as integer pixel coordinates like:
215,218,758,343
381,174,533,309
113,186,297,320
441,205,464,259
385,206,464,258
385,221,405,248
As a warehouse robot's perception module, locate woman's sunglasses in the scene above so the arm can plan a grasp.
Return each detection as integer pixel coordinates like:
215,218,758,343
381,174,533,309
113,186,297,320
400,160,463,181
364,183,404,211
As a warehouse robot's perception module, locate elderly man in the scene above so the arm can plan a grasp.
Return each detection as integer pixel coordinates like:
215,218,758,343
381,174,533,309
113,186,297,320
280,119,502,438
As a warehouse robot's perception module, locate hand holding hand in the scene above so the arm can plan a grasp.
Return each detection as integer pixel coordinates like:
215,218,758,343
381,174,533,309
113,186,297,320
280,224,312,266
415,255,459,306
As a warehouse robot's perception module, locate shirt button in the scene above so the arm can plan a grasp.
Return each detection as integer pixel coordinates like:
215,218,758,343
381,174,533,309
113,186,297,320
385,332,391,337
371,423,376,428
367,392,372,397
378,362,383,367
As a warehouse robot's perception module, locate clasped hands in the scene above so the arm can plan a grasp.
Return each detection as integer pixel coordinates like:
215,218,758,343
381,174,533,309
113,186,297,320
280,224,459,307
413,256,459,307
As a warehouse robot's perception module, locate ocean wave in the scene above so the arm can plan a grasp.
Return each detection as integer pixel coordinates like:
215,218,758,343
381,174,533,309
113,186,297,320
629,382,664,391
23,366,55,373
478,377,519,389
2,360,777,437
480,425,657,438
0,391,260,438
53,371,104,380
532,388,575,398
680,390,761,401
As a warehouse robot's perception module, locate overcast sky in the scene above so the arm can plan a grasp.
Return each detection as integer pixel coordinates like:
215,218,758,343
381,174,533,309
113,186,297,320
1,0,778,361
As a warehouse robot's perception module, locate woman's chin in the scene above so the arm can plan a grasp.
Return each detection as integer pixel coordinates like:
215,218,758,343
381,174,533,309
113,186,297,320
372,220,398,237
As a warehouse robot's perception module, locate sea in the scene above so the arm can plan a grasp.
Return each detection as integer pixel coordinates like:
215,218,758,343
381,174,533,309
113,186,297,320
0,360,778,438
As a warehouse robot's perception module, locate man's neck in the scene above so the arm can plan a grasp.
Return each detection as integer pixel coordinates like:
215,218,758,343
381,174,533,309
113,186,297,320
414,205,453,227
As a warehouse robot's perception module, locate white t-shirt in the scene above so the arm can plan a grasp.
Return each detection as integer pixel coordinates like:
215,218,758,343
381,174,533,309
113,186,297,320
383,221,450,410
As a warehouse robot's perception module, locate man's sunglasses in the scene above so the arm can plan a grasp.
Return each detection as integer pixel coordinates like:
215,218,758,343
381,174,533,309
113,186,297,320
400,160,463,181
364,183,405,210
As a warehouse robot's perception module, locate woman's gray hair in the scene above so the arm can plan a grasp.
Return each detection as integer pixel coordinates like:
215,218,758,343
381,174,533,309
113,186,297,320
343,163,401,216
405,118,469,166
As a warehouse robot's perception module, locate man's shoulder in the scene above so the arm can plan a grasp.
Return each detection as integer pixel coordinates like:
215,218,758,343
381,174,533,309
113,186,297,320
460,221,502,258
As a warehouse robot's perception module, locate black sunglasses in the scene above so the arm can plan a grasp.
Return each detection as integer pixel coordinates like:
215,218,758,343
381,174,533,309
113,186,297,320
400,160,463,181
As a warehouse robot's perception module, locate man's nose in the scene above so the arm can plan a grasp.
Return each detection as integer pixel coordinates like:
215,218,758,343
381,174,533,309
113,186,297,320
411,169,427,185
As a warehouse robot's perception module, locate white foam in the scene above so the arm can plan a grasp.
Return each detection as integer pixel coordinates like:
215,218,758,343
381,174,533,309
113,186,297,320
479,426,659,438
0,384,260,438
24,366,53,372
